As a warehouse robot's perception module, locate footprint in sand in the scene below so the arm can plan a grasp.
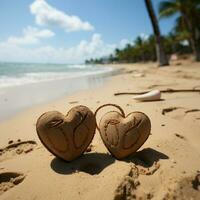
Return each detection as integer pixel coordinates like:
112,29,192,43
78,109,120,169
185,109,200,122
113,148,168,199
162,107,181,115
0,172,25,195
131,156,161,176
114,166,140,200
128,148,168,176
164,171,200,200
0,140,37,162
162,107,200,121
114,165,154,200
137,162,160,176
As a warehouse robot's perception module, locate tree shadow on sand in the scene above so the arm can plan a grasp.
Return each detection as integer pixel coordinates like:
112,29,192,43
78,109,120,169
50,152,115,175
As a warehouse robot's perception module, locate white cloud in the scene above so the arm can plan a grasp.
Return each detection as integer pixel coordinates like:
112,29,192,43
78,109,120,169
118,39,133,49
23,26,55,38
7,26,55,45
139,33,150,41
7,35,38,46
30,0,94,32
0,33,131,63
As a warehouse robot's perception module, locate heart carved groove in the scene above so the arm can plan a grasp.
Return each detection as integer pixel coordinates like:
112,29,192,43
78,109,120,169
95,104,151,159
36,105,96,161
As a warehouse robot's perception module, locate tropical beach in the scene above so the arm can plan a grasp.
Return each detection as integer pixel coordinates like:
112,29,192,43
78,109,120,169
1,59,200,200
0,0,200,200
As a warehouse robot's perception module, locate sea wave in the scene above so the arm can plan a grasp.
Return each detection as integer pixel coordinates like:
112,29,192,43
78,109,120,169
0,66,113,88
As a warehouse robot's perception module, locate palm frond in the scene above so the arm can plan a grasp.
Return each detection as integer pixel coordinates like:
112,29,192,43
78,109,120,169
159,1,179,19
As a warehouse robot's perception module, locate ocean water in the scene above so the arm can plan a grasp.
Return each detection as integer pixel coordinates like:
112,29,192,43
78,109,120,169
0,62,115,120
0,62,113,88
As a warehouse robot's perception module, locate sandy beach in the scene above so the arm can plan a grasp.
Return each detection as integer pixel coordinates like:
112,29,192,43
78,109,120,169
0,60,200,200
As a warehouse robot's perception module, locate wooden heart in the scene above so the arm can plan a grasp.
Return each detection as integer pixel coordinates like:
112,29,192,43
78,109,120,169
36,105,96,161
96,104,151,159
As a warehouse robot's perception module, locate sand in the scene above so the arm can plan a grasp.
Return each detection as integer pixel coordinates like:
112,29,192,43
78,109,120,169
0,60,200,200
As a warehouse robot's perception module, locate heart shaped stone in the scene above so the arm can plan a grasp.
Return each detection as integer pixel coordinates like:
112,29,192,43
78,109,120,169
36,105,96,161
98,111,151,159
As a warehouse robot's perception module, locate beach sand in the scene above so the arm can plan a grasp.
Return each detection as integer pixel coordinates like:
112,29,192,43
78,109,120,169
0,60,200,200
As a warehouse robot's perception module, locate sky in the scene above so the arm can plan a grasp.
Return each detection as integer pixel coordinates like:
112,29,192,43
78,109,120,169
0,0,177,64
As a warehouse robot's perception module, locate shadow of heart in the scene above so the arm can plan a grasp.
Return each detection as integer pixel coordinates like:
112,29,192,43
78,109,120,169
50,153,115,175
50,148,168,175
124,148,169,168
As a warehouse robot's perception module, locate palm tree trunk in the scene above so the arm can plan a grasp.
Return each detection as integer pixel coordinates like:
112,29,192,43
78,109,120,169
189,37,200,61
192,28,200,61
144,0,169,66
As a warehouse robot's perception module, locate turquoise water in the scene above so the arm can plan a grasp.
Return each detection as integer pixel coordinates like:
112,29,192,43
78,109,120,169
0,62,115,120
0,62,112,88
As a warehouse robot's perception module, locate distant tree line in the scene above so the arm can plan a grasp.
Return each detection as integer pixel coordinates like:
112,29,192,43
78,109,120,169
85,0,200,65
85,33,192,64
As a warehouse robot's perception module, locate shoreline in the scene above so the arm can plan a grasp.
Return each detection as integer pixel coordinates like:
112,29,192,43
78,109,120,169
0,65,118,121
0,61,200,200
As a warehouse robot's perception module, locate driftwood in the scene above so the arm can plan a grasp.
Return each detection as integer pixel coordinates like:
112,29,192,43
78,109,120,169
114,88,200,96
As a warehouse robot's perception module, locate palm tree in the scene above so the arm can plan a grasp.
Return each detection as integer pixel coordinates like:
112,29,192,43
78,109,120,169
144,0,169,66
159,0,200,61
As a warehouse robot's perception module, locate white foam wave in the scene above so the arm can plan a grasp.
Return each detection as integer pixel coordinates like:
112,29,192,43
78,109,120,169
0,67,113,88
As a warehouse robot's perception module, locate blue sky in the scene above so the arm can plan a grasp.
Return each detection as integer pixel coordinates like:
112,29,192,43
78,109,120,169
0,0,176,63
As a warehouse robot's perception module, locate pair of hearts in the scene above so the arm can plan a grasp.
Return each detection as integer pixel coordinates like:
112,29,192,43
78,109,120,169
36,104,151,161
